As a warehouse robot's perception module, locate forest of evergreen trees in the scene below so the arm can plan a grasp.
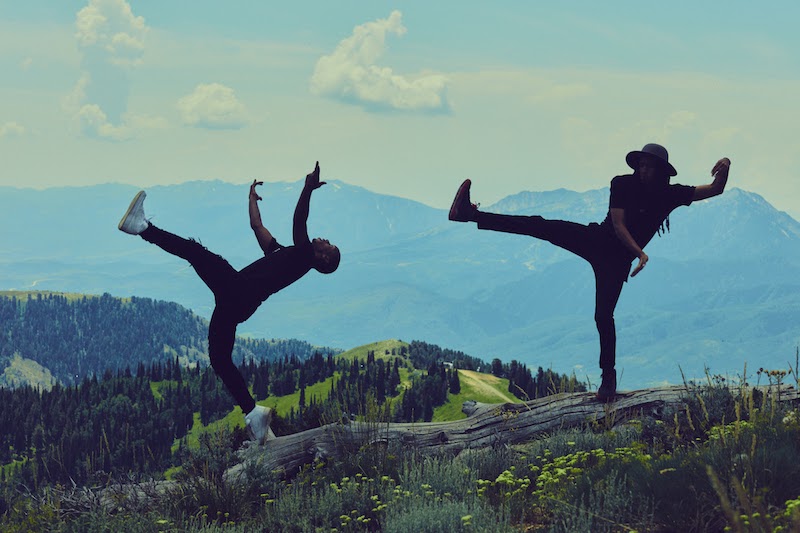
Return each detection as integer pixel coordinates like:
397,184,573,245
0,292,586,518
0,343,582,496
0,292,335,386
0,353,343,493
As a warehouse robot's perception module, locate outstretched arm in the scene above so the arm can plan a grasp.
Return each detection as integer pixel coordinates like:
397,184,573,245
611,208,648,278
249,180,277,254
693,157,731,201
293,161,326,245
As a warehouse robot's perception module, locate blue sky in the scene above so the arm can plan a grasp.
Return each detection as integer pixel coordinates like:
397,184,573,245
2,1,798,217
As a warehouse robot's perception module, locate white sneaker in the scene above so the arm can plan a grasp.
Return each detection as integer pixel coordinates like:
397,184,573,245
118,190,149,235
245,405,275,443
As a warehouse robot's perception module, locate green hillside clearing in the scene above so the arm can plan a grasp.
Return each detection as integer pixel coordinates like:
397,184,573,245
0,353,57,390
0,290,124,303
432,369,518,421
334,339,410,364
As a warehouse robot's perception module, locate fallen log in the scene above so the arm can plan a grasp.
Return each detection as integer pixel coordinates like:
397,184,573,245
229,383,798,480
85,384,796,510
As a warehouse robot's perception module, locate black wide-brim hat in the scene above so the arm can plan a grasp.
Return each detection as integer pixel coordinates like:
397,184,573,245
626,143,677,177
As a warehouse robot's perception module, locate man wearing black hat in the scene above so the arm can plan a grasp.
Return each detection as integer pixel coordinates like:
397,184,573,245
448,144,731,401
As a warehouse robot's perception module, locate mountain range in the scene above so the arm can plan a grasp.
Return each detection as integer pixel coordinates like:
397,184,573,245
1,179,798,387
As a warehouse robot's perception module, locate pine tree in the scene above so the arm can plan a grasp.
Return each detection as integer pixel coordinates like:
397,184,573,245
449,369,461,394
491,358,504,377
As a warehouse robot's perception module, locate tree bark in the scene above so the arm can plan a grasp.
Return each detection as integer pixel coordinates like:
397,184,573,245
230,384,799,480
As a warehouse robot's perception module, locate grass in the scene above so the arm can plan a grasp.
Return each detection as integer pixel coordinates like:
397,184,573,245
256,343,417,419
170,410,245,454
335,339,409,363
10,333,796,531
164,363,419,460
432,370,518,422
0,353,57,390
160,353,507,484
169,354,516,454
149,379,179,401
0,290,127,303
258,373,340,417
5,366,800,532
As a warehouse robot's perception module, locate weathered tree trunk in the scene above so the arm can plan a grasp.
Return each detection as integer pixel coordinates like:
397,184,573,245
89,384,796,509
229,384,798,480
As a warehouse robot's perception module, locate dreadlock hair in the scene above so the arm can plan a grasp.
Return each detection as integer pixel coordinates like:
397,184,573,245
635,165,673,237
657,216,670,237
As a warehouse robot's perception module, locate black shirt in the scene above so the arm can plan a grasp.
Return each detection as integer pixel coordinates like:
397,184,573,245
599,174,695,257
238,239,314,303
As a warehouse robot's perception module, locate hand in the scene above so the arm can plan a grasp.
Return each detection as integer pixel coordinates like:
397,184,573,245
305,161,326,191
250,179,263,201
712,157,731,178
630,251,649,278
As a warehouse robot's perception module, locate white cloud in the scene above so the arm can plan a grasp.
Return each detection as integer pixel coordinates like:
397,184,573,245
63,73,90,113
0,122,25,138
310,10,449,113
177,83,248,130
67,0,159,140
77,104,130,140
75,0,147,67
73,104,166,141
20,57,33,70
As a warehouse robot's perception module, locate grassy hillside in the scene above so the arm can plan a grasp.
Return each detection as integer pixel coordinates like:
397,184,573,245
173,341,517,454
0,290,99,300
334,339,410,363
0,353,58,390
432,369,518,422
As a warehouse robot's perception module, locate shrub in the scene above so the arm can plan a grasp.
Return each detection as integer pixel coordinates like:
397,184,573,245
384,499,511,533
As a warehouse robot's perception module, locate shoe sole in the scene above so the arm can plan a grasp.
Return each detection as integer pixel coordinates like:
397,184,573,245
118,190,146,233
448,179,472,221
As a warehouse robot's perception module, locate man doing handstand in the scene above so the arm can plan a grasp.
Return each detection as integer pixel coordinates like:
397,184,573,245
448,144,730,401
118,162,340,441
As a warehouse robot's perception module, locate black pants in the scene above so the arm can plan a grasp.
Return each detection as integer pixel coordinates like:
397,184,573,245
141,225,259,414
476,212,630,371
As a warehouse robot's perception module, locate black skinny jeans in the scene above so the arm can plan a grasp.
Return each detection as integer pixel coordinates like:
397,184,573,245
476,212,630,371
141,225,260,414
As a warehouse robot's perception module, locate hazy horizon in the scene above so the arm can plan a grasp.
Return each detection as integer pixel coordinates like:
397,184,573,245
1,2,798,218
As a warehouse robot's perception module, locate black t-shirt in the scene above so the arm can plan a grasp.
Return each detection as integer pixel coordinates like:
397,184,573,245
599,174,695,255
238,239,314,303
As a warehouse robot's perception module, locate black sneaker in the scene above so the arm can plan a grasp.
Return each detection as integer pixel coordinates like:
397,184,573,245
448,179,478,222
596,369,617,402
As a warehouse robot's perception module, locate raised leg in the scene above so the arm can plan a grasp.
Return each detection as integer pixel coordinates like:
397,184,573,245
140,224,238,297
476,212,598,262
